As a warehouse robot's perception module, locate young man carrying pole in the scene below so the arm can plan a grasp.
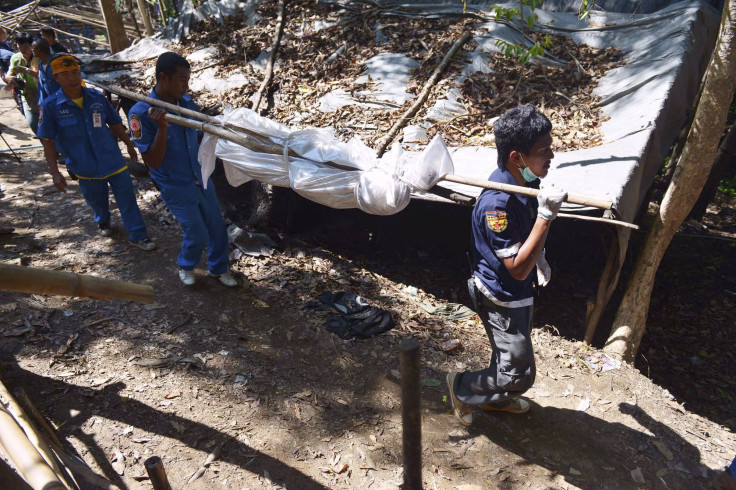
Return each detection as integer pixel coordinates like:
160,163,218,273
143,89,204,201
128,52,237,287
37,54,156,251
447,105,567,425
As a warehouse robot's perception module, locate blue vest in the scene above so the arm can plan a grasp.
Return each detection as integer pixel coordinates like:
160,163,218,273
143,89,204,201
471,168,539,307
37,87,126,179
128,91,207,206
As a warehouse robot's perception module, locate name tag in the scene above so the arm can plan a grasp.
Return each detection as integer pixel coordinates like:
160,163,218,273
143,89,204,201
93,112,102,128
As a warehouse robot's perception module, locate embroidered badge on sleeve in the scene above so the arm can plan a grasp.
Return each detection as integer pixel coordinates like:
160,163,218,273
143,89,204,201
486,210,508,232
129,114,142,140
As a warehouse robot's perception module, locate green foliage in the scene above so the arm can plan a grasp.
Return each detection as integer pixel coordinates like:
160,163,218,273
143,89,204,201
491,0,553,65
579,0,591,19
718,174,736,198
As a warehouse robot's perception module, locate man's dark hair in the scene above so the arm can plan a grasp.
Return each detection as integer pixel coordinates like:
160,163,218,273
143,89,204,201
155,51,190,81
40,27,56,39
494,104,552,169
14,32,33,46
32,38,50,55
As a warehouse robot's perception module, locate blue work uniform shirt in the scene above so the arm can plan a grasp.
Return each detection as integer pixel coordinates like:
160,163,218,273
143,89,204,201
471,167,539,307
128,90,206,206
37,86,127,179
36,59,60,104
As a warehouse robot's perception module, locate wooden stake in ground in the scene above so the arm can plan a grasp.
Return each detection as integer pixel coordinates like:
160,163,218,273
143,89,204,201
604,0,736,361
0,263,155,304
375,30,472,157
252,0,286,113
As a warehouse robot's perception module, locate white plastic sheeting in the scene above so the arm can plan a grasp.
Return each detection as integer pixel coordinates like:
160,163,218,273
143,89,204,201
199,107,454,215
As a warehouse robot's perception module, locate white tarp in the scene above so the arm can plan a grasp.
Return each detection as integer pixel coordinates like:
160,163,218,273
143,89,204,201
199,107,453,215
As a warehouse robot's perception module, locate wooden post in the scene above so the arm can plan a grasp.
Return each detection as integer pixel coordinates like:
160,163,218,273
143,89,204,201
98,0,130,53
400,338,422,490
136,0,155,36
145,456,173,490
157,0,168,26
125,0,143,39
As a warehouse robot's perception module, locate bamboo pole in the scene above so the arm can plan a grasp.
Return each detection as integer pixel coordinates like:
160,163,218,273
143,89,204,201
375,30,473,157
8,0,40,37
0,382,73,489
125,0,143,39
89,81,628,217
0,263,155,304
441,173,614,210
0,404,66,490
135,0,155,36
38,6,139,36
0,10,111,47
252,0,286,113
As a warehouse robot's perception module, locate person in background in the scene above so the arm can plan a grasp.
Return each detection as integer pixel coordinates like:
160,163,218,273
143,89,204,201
128,52,238,287
446,105,567,426
38,54,155,251
0,27,12,51
40,27,69,54
31,38,60,104
7,33,39,134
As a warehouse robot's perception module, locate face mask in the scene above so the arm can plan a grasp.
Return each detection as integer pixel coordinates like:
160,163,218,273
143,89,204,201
519,155,539,182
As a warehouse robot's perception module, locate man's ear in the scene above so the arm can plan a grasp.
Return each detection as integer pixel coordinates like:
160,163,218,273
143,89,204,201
509,150,522,166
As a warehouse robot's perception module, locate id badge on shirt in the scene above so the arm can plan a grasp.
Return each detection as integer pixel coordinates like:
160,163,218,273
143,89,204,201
93,112,102,128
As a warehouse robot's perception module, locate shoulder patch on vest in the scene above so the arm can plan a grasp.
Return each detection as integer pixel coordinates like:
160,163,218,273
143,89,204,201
486,210,508,233
129,114,142,140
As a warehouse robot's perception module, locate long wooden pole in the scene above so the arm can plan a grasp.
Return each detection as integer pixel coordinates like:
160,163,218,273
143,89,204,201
0,9,111,47
375,30,473,157
0,382,73,489
89,81,627,217
0,263,154,304
0,404,66,490
8,0,39,37
135,0,155,36
441,173,614,210
252,0,286,113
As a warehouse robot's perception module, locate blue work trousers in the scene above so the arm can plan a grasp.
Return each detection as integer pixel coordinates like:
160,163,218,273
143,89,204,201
77,170,147,242
165,185,229,275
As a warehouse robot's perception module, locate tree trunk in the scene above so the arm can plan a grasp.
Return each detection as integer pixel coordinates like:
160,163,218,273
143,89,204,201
136,0,155,36
604,0,736,362
98,0,130,53
688,121,736,220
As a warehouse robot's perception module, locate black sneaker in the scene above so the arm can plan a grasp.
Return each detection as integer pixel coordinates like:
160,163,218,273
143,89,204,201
129,237,156,251
99,222,114,237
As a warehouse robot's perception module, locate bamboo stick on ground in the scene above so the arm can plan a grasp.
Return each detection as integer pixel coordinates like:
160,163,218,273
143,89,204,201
0,263,154,304
252,0,286,113
375,30,473,157
0,382,71,488
0,403,66,490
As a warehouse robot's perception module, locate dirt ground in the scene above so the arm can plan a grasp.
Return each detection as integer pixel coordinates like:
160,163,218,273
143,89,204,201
1,95,735,490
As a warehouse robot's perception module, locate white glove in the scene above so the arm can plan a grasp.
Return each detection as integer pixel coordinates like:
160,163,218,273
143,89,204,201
537,184,567,220
536,249,551,287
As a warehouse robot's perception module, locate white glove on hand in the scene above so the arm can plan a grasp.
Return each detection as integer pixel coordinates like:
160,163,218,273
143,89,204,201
536,249,551,287
537,184,567,220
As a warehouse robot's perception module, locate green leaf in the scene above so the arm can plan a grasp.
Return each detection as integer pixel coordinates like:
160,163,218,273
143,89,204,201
421,379,442,387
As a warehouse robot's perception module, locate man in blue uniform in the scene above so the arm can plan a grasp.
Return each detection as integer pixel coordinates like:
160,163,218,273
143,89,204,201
447,105,567,426
32,39,60,104
38,54,155,251
128,52,237,287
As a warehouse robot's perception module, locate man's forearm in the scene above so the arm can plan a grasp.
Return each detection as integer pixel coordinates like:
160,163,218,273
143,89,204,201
41,139,60,175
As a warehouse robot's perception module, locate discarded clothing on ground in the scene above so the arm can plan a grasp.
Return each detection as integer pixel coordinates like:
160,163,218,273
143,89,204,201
307,291,394,340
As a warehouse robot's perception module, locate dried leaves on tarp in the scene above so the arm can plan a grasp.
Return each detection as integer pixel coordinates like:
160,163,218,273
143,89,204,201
116,0,622,153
